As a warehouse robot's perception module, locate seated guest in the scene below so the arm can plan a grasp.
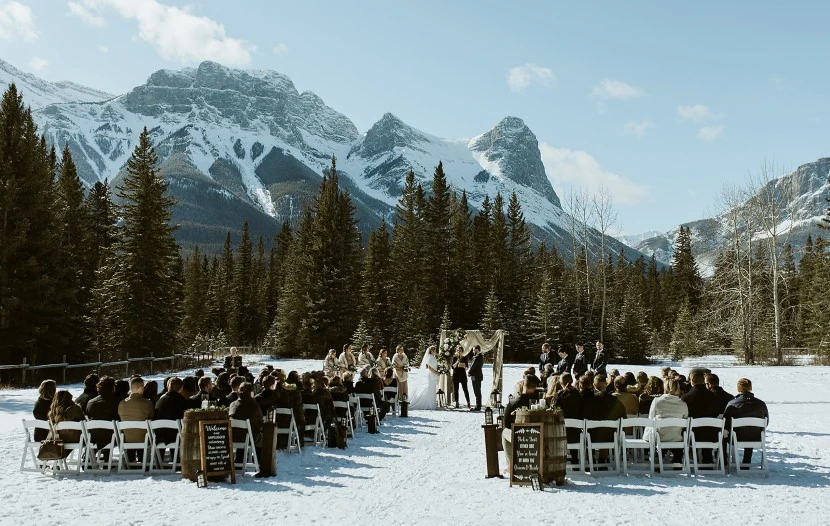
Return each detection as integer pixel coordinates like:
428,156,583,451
705,373,734,414
724,378,768,469
315,376,336,425
181,376,199,400
639,376,663,415
382,367,398,397
224,375,246,406
628,371,649,396
342,372,355,395
194,369,205,379
143,380,159,404
223,346,243,370
229,382,262,463
354,367,391,422
502,375,540,473
33,379,57,441
114,379,130,402
118,377,154,463
551,373,583,463
154,377,187,447
86,377,120,452
543,374,562,407
612,376,639,415
301,375,316,406
514,367,539,396
682,369,722,465
643,378,688,464
74,374,99,414
254,368,270,395
48,390,85,449
211,372,232,406
661,367,672,383
583,375,626,463
191,376,214,406
255,376,278,415
275,376,304,448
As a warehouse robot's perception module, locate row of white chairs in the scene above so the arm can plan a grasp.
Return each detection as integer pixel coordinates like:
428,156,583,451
561,416,768,477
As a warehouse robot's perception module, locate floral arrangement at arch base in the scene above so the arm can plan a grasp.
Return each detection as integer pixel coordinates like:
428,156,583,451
440,329,467,365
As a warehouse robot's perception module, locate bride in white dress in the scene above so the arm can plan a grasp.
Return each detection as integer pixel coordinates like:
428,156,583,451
408,346,440,410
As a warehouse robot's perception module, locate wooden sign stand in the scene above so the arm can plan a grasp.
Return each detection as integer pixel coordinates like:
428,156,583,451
509,422,544,487
198,419,236,484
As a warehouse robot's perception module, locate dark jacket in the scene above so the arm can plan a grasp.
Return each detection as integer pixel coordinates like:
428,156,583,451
355,377,385,410
86,393,120,448
74,386,98,415
682,384,723,442
210,385,232,407
551,386,582,420
49,404,86,447
724,393,768,441
555,354,572,376
504,393,535,430
189,390,214,408
711,386,735,414
153,390,187,444
583,391,626,443
229,397,263,447
254,389,278,415
275,385,304,435
572,352,589,378
539,350,557,375
467,353,484,381
638,394,655,415
591,351,608,376
315,389,335,425
33,397,52,441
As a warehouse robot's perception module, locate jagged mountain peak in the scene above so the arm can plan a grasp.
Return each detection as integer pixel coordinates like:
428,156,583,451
0,57,114,109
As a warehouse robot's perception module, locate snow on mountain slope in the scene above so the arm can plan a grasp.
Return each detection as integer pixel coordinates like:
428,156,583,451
0,58,114,109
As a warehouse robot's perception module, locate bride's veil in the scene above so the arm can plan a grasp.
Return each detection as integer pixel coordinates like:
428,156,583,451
419,346,434,370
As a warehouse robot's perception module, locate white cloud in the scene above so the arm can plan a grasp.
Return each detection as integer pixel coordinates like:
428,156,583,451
624,119,653,138
98,45,109,53
68,0,254,66
0,1,38,41
677,104,717,123
272,43,288,54
697,125,725,142
540,143,649,205
67,1,106,27
28,57,48,72
507,63,555,93
592,79,644,101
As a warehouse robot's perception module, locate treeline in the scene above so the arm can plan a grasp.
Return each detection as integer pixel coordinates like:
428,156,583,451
1,83,829,370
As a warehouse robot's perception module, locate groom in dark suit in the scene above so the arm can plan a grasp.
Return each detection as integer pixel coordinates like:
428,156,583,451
467,345,484,411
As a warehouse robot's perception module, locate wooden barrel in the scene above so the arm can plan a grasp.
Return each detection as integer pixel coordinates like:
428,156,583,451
181,408,229,481
515,409,568,486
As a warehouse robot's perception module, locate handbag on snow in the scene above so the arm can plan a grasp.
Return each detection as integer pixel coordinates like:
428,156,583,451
37,439,65,461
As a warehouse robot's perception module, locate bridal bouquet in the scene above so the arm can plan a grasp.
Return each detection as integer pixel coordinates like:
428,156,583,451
437,364,449,375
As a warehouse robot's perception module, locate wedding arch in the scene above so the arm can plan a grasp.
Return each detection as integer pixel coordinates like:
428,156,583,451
438,329,507,402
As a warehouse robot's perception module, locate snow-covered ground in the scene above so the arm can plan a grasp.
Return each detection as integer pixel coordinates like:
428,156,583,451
1,356,828,526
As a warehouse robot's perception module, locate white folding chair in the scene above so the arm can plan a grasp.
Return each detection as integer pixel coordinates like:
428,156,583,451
356,393,380,424
115,420,151,473
349,395,365,430
563,418,586,472
303,404,327,447
332,400,355,437
230,418,260,474
620,417,655,474
730,417,768,477
273,408,302,454
689,417,725,475
83,420,118,473
383,387,399,416
52,421,87,475
654,418,690,474
148,419,181,474
20,419,54,473
585,419,621,474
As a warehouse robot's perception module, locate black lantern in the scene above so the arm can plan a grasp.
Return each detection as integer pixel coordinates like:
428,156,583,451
496,405,505,430
530,473,542,491
490,389,501,407
196,469,208,488
484,406,493,425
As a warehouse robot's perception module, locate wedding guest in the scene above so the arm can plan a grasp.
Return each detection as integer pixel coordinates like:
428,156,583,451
118,377,154,463
355,368,390,421
543,374,562,405
376,348,391,371
705,373,734,413
339,343,357,373
639,376,663,415
468,345,484,411
114,379,130,402
224,375,246,406
392,345,410,400
357,343,375,368
276,375,305,444
143,380,159,404
181,376,199,400
572,342,589,379
502,375,540,474
612,376,639,415
555,347,572,376
48,391,85,447
211,372,232,405
255,376,278,415
33,380,57,441
191,376,214,407
724,378,768,468
229,383,262,462
74,374,99,414
643,378,688,465
382,368,398,400
86,377,119,455
591,341,608,376
683,370,722,465
628,371,649,396
551,373,582,463
154,377,187,448
324,349,340,378
452,346,470,409
314,376,336,425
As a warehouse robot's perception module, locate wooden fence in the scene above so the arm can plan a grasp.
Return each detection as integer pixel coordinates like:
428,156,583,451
0,351,216,387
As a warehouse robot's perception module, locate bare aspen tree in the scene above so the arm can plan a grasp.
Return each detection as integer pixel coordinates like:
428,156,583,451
592,186,617,342
563,189,594,334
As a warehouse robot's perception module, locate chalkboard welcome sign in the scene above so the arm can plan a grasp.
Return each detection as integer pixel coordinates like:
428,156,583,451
199,420,236,483
510,423,543,487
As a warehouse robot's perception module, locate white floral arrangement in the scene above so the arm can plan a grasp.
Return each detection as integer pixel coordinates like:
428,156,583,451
440,329,466,364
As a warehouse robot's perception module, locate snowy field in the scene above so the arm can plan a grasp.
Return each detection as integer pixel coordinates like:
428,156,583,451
1,356,829,526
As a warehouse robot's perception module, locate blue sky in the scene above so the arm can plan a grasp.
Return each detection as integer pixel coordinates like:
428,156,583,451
1,0,828,235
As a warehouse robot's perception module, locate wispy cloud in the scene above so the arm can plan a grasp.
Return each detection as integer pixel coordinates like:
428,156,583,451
29,57,48,72
67,1,106,27
66,0,255,66
507,63,556,93
98,45,109,54
624,119,653,138
0,1,38,41
697,125,724,142
593,79,644,101
272,43,288,54
540,143,649,205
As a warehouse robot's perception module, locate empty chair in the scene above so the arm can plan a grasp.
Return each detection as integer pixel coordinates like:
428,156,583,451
563,418,585,472
115,420,151,473
689,417,725,475
653,418,690,474
730,417,768,476
584,419,621,474
20,419,54,473
273,408,302,454
52,421,87,474
148,419,181,474
620,417,655,474
230,418,260,473
302,404,327,447
83,420,118,473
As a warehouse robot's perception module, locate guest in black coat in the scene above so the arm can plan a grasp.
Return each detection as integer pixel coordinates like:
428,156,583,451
33,380,57,441
255,376,278,415
554,348,572,376
501,375,540,472
154,377,188,445
190,376,215,407
724,378,769,467
591,341,608,376
275,381,305,448
571,343,589,379
354,368,390,421
583,375,625,458
86,377,120,453
682,370,722,464
74,374,99,415
538,342,557,377
705,373,735,414
550,373,583,462
467,346,484,411
229,383,263,462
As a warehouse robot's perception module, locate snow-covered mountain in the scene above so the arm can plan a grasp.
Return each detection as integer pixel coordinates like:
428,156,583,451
7,59,642,257
633,158,830,276
0,59,114,109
